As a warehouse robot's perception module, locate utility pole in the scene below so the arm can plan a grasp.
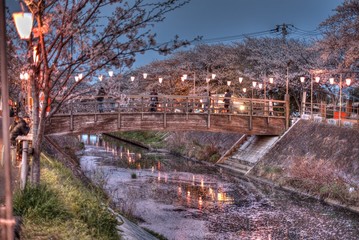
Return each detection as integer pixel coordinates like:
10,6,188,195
276,23,293,129
275,23,293,42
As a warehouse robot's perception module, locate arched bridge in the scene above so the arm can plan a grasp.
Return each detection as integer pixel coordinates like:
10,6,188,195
46,95,289,136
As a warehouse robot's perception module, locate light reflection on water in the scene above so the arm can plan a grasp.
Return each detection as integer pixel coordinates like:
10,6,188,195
80,134,235,209
79,134,359,240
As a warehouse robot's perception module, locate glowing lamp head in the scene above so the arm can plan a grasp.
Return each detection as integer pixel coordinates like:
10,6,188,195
300,77,305,83
98,75,103,81
252,81,257,87
13,12,33,40
143,73,148,79
227,81,231,86
329,78,334,85
211,73,216,79
131,76,135,81
238,77,243,83
315,77,320,83
345,78,351,86
269,77,274,84
258,83,263,89
108,70,114,77
182,74,187,80
159,77,163,84
243,88,247,93
75,76,79,82
24,72,30,80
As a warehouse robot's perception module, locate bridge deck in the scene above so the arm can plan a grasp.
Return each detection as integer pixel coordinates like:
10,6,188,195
46,95,288,135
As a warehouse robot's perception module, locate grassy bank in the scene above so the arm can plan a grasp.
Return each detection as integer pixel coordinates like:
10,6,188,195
110,131,222,163
13,155,119,239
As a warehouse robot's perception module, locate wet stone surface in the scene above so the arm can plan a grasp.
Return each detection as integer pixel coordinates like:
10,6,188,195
78,134,359,240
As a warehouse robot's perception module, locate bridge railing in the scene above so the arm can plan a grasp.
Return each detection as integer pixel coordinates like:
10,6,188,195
54,95,287,118
301,102,359,127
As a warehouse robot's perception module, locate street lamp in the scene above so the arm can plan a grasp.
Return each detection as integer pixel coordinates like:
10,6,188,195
329,75,352,125
182,72,196,94
12,11,33,40
252,81,257,99
311,76,320,119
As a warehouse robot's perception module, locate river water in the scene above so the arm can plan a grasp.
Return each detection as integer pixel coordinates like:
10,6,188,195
78,134,359,240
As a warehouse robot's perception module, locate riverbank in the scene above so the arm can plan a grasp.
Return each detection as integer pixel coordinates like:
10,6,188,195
249,120,359,213
13,153,119,239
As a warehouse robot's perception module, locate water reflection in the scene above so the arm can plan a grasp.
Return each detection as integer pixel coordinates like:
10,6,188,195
80,134,234,210
79,133,359,240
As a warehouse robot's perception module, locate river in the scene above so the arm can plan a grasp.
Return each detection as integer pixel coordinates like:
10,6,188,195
78,134,359,240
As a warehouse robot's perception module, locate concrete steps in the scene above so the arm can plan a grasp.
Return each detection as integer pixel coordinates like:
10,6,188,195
217,135,279,174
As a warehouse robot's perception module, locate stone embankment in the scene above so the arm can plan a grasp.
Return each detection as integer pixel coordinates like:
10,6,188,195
248,119,359,214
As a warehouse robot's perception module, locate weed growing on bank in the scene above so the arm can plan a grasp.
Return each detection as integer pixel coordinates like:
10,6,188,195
110,131,167,148
13,155,119,239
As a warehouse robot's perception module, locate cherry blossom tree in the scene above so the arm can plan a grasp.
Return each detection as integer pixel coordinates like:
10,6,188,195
130,38,318,112
317,0,359,102
13,0,193,184
318,0,359,71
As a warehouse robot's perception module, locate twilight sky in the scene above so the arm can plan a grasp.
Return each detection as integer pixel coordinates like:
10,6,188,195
137,0,342,67
7,0,342,68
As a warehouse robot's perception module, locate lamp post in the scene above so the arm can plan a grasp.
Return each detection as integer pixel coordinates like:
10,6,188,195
182,72,197,94
1,1,17,238
300,76,306,116
251,81,257,99
331,74,351,125
310,76,320,119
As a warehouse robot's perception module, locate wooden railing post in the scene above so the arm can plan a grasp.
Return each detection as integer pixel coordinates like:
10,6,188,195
70,102,74,131
163,97,167,128
285,94,290,129
117,112,121,129
141,97,144,120
249,99,253,130
186,97,189,120
94,101,98,122
207,107,211,129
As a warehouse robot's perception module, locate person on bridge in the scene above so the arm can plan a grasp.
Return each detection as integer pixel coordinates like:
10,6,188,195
9,115,31,162
224,89,232,112
96,87,106,112
202,89,210,112
149,89,158,112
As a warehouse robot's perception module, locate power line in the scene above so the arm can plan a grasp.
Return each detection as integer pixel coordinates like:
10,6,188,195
194,24,322,44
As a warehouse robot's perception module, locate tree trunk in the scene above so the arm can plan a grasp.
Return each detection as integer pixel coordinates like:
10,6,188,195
30,141,41,184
